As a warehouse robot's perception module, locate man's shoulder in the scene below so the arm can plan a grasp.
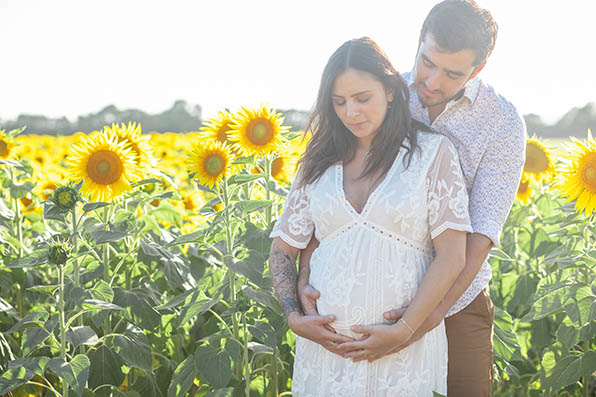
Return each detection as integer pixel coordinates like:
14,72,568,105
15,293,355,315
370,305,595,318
474,79,525,135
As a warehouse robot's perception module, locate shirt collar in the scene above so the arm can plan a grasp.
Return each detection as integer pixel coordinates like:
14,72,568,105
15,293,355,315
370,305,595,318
404,68,481,105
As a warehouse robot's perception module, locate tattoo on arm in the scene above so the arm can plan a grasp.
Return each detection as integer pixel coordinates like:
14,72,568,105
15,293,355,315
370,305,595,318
269,245,301,318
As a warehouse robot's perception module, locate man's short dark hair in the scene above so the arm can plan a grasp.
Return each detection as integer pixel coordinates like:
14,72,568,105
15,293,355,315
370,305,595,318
421,0,498,66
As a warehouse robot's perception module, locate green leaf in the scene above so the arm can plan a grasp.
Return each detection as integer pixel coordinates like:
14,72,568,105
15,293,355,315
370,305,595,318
0,366,31,395
228,174,262,185
166,354,196,397
242,286,281,313
493,307,523,362
178,291,220,327
168,231,203,247
113,329,152,372
47,354,90,397
240,222,273,253
66,326,99,350
21,315,58,356
88,345,125,397
205,388,235,397
543,351,596,393
6,249,48,268
82,299,124,311
10,181,35,199
556,321,578,349
7,357,49,378
113,288,161,331
235,200,275,214
565,296,595,327
223,250,265,285
151,201,183,225
83,202,110,213
248,322,276,348
194,345,232,389
6,311,48,333
89,280,115,303
90,230,128,244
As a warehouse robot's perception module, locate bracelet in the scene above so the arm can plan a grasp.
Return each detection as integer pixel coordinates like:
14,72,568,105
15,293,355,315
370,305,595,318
399,318,415,335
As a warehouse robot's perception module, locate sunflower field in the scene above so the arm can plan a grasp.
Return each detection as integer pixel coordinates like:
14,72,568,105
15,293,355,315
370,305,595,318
0,107,594,397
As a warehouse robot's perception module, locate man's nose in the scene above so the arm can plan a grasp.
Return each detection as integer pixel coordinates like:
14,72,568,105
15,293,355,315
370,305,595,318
425,71,440,91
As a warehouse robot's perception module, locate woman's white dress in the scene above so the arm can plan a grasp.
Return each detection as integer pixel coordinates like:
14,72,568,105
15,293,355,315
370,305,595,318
271,132,473,396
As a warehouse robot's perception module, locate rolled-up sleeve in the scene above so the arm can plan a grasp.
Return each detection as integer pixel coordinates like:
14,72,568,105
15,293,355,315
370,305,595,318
469,114,526,246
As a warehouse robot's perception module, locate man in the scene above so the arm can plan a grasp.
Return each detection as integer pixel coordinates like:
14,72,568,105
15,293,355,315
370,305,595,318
274,1,525,396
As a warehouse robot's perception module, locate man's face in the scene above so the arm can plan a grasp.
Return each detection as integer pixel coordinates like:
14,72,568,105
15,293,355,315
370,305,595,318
413,34,479,112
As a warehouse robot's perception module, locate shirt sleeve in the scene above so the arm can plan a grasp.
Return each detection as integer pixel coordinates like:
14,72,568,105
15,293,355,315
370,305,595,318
427,137,473,239
269,172,315,249
469,114,526,246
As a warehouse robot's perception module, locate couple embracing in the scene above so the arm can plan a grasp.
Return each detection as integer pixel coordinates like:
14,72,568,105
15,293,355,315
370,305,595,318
269,1,526,395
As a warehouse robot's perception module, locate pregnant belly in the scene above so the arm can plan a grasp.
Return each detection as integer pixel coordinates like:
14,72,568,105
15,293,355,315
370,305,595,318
309,242,421,333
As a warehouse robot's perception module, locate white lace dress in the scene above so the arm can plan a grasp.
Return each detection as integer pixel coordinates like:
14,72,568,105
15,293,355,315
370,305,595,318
270,132,473,396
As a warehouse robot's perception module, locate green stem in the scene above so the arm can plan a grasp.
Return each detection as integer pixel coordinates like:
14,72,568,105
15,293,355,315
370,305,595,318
272,347,279,397
59,264,69,397
243,313,250,397
220,179,239,339
264,156,272,226
102,206,111,337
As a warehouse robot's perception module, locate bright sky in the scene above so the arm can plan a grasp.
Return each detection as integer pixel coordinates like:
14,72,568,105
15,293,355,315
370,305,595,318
1,0,594,127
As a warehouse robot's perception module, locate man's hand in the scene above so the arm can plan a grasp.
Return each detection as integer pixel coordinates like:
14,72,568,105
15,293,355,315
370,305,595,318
298,283,320,315
287,312,355,356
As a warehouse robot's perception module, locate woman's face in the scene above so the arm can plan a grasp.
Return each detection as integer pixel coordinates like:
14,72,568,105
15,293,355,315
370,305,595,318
332,68,393,143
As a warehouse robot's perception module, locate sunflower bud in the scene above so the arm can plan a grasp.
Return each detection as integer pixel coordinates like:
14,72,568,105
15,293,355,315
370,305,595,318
48,241,70,266
236,290,252,314
51,184,80,213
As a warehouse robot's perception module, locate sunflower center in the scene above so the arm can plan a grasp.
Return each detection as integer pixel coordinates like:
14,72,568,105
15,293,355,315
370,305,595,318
247,119,273,146
203,154,225,177
518,180,529,194
580,152,596,191
87,150,123,185
271,157,283,178
0,140,8,157
524,143,550,174
58,191,74,206
217,125,233,143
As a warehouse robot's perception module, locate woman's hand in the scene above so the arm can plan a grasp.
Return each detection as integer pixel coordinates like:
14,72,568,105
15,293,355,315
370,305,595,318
335,321,412,362
287,312,356,356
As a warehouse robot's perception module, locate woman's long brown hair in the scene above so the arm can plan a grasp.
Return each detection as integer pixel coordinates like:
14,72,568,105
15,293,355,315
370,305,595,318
298,37,430,187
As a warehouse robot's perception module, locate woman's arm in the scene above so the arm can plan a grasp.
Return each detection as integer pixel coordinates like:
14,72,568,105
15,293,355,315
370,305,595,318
269,237,354,352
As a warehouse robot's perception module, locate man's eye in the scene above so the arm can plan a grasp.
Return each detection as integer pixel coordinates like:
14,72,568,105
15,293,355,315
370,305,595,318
447,73,460,80
423,58,433,67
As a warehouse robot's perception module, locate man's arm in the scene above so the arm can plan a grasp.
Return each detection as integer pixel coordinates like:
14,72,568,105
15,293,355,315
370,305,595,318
297,235,320,315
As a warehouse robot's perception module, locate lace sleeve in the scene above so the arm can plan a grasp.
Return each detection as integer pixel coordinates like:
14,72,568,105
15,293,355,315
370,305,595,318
427,137,473,239
269,173,314,249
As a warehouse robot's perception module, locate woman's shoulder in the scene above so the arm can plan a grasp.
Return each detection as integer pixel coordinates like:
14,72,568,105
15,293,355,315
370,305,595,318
416,130,453,151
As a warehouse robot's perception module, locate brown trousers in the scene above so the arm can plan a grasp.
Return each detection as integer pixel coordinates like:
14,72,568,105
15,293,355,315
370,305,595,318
444,287,495,397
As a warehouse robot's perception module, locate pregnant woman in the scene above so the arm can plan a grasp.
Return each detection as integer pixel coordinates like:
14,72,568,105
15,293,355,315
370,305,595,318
269,37,472,396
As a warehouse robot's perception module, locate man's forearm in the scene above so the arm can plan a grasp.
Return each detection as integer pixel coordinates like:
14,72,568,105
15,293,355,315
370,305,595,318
269,240,301,318
438,232,493,313
297,236,318,289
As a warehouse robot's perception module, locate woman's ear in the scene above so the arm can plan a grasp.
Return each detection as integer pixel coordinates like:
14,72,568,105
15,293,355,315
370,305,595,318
386,89,394,103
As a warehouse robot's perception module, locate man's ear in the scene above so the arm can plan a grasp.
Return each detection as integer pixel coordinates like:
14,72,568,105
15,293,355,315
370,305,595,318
470,61,486,80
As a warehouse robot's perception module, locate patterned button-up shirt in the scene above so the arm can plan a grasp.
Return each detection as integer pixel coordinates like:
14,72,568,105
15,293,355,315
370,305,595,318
403,71,526,316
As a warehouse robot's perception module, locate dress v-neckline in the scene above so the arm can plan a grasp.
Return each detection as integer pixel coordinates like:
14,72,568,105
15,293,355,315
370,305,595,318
337,152,401,216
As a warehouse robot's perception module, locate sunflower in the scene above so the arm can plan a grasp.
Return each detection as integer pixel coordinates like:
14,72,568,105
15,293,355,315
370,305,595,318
105,122,157,173
524,137,555,183
67,130,142,202
556,130,596,216
268,150,298,183
228,105,289,157
200,110,235,144
187,140,233,189
0,130,15,159
516,175,533,204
